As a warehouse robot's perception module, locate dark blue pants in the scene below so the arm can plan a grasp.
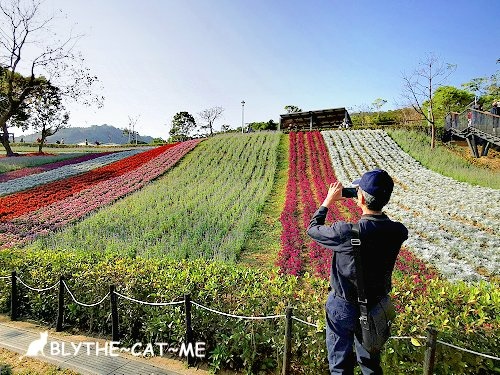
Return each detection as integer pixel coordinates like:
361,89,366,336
326,292,382,374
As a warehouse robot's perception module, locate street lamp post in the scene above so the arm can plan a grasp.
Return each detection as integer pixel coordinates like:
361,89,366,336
241,100,245,133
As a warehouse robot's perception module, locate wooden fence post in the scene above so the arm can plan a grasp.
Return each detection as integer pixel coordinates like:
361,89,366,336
56,276,65,332
110,285,119,341
184,294,194,367
282,306,293,375
10,271,17,321
423,328,437,375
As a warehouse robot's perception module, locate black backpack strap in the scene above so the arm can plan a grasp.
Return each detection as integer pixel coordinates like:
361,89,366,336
351,223,369,330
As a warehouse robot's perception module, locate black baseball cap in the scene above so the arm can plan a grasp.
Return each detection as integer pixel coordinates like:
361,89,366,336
351,169,394,203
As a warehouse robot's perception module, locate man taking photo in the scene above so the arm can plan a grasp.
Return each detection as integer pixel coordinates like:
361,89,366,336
307,169,408,374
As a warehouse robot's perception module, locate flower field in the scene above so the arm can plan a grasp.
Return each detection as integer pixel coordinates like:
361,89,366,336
0,131,498,374
0,141,198,248
26,133,281,261
322,130,500,282
0,149,146,196
277,131,362,278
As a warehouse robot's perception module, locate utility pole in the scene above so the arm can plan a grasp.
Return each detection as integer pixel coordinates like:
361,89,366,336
241,100,245,134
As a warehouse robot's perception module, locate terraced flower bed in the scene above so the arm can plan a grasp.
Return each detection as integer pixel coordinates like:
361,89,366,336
0,141,198,248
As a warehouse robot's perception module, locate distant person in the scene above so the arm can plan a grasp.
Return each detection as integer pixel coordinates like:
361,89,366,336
491,102,499,134
490,102,498,116
85,139,88,146
61,138,64,144
471,103,482,125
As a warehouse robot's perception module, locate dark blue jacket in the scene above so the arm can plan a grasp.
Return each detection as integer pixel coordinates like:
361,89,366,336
307,206,408,306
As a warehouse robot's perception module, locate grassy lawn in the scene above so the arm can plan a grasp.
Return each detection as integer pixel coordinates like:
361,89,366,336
386,128,500,189
0,348,79,375
240,133,289,269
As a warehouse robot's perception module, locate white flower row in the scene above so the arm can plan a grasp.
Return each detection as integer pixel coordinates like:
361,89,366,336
0,149,146,196
321,129,500,282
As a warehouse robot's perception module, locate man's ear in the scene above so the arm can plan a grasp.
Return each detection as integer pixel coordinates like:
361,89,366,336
358,190,365,205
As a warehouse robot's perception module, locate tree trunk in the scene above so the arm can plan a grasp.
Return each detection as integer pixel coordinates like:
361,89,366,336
430,124,436,149
0,120,15,156
428,104,435,149
1,102,17,157
1,136,15,156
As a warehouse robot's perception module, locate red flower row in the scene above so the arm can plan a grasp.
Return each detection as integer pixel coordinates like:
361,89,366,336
277,132,364,279
0,145,178,221
0,140,200,248
277,132,303,275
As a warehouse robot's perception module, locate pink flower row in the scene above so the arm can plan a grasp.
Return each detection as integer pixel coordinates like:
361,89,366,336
0,140,200,249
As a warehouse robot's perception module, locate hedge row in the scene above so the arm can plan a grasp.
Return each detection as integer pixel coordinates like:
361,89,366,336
0,249,498,374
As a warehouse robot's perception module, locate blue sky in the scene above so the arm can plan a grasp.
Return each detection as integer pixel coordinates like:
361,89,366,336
14,0,500,139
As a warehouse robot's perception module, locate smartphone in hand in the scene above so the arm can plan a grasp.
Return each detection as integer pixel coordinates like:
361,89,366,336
341,187,357,198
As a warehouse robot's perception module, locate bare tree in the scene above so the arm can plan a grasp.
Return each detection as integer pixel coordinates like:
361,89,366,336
127,115,140,144
402,53,456,149
0,0,103,156
198,106,224,137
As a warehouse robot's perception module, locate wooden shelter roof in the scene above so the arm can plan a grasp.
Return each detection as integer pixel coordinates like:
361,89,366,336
279,107,351,130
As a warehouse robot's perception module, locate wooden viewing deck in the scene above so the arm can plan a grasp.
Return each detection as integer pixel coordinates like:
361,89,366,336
445,109,500,157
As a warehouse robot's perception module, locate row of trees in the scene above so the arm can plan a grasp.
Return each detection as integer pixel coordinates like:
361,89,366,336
169,107,292,142
0,0,102,156
348,55,499,149
168,106,225,142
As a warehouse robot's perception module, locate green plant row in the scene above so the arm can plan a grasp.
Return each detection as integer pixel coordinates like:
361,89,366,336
386,128,500,189
27,133,280,261
0,249,498,374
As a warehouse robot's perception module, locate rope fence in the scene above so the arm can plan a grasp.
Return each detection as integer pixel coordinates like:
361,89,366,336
16,276,59,293
114,291,183,307
191,301,285,320
1,272,499,373
62,280,110,308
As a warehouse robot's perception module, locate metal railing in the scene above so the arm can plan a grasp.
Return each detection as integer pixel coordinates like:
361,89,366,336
446,109,500,137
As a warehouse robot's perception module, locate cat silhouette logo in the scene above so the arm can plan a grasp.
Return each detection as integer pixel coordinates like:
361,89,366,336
21,331,48,359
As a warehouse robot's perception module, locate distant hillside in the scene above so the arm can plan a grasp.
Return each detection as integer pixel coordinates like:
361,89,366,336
19,124,154,145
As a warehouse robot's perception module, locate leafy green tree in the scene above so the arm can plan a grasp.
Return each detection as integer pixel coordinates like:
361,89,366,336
26,83,69,153
151,137,167,144
372,98,387,121
284,105,302,113
461,71,499,109
169,111,196,141
423,86,474,121
250,119,278,131
220,124,232,133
